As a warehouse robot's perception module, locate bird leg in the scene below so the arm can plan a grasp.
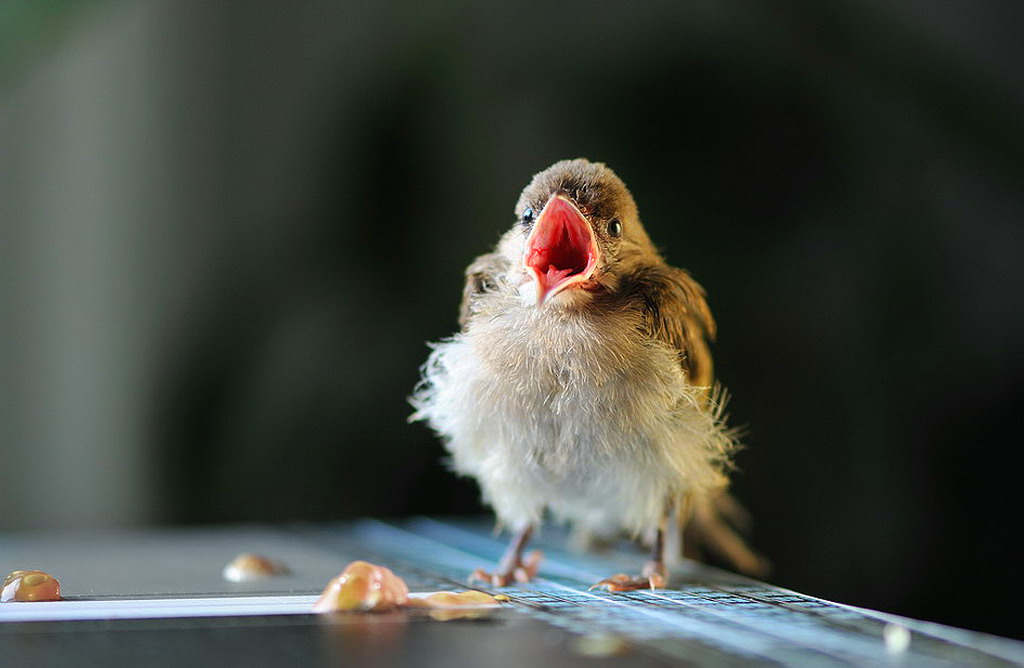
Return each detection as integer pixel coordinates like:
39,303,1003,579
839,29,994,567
591,519,669,592
470,525,542,586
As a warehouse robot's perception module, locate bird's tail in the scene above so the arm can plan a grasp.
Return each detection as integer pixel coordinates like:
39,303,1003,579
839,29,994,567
674,490,770,578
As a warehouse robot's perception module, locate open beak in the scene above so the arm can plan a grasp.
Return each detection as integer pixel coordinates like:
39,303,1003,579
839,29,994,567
523,193,600,305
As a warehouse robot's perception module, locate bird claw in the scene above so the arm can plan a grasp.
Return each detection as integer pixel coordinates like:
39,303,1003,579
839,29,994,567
589,571,667,592
468,550,543,587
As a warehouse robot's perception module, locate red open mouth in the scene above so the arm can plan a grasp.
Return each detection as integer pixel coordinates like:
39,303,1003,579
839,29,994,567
523,193,599,304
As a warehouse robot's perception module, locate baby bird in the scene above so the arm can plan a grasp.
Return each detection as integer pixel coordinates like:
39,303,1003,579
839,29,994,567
411,159,763,589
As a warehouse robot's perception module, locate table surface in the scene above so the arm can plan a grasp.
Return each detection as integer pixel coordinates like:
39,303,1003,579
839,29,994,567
2,517,1022,667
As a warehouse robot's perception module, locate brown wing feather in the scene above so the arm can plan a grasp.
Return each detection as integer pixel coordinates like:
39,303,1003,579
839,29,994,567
627,265,769,575
459,252,508,329
627,264,717,390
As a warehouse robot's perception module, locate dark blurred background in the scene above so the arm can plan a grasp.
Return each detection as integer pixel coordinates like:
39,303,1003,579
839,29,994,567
2,0,1022,641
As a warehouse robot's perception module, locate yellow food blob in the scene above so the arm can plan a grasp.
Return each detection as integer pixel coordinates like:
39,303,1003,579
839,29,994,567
313,561,409,613
1,570,62,602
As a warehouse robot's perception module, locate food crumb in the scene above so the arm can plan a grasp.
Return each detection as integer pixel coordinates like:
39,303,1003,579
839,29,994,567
417,590,500,607
406,589,505,621
572,633,630,657
222,553,288,582
1,570,62,602
313,561,510,617
314,561,409,613
883,622,911,654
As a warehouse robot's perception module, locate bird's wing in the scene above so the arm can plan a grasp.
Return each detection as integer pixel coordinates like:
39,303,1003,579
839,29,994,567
629,264,717,389
459,252,509,329
629,266,769,575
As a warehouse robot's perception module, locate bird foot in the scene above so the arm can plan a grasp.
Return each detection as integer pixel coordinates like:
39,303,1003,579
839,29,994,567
589,560,667,592
469,550,543,587
589,572,666,592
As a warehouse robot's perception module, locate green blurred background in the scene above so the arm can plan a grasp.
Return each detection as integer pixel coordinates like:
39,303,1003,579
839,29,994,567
2,0,1022,640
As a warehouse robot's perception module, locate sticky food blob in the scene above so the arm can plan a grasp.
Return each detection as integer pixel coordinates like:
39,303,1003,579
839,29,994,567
406,589,504,621
313,561,409,613
1,570,62,602
222,553,288,582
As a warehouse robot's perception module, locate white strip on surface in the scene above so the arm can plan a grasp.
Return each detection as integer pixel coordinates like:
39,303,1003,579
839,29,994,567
0,595,322,622
0,592,488,623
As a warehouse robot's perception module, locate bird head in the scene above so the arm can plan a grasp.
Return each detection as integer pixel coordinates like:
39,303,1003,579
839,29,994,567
506,158,656,307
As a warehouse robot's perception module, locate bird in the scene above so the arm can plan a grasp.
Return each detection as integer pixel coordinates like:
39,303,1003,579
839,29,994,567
410,158,765,589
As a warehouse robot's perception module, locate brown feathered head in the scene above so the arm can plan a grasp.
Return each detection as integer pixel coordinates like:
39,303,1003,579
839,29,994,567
509,159,657,305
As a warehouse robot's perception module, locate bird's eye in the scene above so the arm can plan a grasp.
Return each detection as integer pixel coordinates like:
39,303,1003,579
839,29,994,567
521,207,535,227
607,219,622,237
